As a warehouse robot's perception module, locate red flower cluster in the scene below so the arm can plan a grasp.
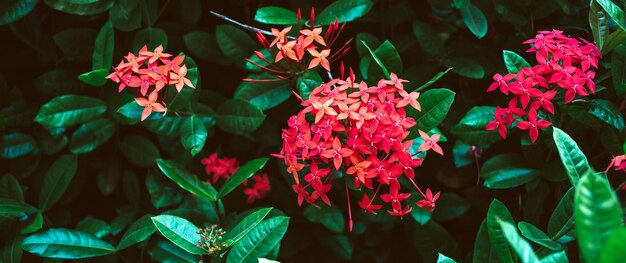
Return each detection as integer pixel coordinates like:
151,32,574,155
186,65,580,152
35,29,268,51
606,155,626,174
273,71,442,219
486,30,601,142
201,153,271,203
106,45,194,121
248,8,351,81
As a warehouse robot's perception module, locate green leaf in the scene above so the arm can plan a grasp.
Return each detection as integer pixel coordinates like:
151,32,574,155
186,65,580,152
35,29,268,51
603,29,626,55
151,215,206,255
599,227,626,263
53,28,96,62
109,0,141,32
315,0,373,25
216,99,266,135
22,229,115,259
303,205,345,233
78,68,109,86
296,71,322,100
132,27,168,52
431,193,470,221
413,221,461,262
181,115,207,156
224,208,273,242
355,33,381,57
552,127,592,186
459,3,488,39
590,1,609,51
1,133,36,159
234,76,292,110
92,21,114,70
503,50,531,74
407,88,455,137
587,99,625,130
148,240,196,263
218,158,268,199
497,219,540,263
437,253,457,263
363,40,402,80
444,57,485,79
412,21,444,56
0,175,24,201
226,216,290,263
517,222,561,251
76,216,111,238
412,68,453,92
117,100,164,121
70,118,116,154
481,165,538,189
487,199,515,263
118,135,160,168
39,154,78,212
216,25,256,69
0,0,37,25
473,219,498,262
146,172,182,209
575,171,623,263
44,0,114,15
453,0,469,8
2,236,24,263
612,44,626,97
156,159,217,201
548,188,575,239
596,0,626,32
117,214,157,250
35,95,107,127
34,68,85,96
254,6,297,25
183,31,231,64
540,251,568,263
0,198,37,221
452,106,501,145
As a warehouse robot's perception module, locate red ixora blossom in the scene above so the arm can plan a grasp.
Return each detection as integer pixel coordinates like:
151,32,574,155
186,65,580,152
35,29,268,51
273,70,442,224
245,8,352,82
106,45,195,121
486,30,601,142
201,153,271,203
242,174,272,204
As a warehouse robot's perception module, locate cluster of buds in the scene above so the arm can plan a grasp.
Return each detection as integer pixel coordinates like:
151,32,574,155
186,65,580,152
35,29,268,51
273,70,442,223
106,45,194,121
486,30,601,142
197,225,228,256
247,8,352,81
201,153,271,203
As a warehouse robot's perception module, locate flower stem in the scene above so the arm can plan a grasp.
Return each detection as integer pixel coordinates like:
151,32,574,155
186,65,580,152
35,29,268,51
345,184,353,232
210,11,296,40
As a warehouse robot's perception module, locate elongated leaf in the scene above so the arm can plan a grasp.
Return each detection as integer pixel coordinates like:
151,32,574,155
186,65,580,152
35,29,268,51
151,215,206,255
118,135,160,168
70,118,116,154
413,68,453,92
78,68,109,86
303,205,345,233
413,220,461,262
156,159,217,201
44,0,114,15
224,208,273,244
92,21,114,70
444,57,484,79
0,198,37,221
0,0,37,25
364,40,402,80
234,76,292,110
181,115,207,156
117,214,156,250
39,154,78,211
22,229,115,259
1,133,36,159
76,216,110,238
482,168,538,189
109,0,141,32
2,236,25,263
603,29,626,54
254,7,297,25
552,127,592,186
146,172,182,209
316,0,373,25
0,175,23,201
590,0,609,50
503,50,531,74
575,171,623,263
596,0,626,32
487,199,515,263
148,240,196,263
218,158,268,199
459,3,488,39
588,99,625,130
517,222,561,251
216,25,256,69
452,106,502,145
407,88,455,137
599,227,626,263
226,216,289,263
612,44,626,97
497,219,540,263
216,99,266,135
35,95,107,127
473,219,499,262
547,188,575,238
540,251,568,263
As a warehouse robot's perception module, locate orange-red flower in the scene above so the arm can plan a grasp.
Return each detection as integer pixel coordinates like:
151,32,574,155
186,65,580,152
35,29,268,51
135,91,166,121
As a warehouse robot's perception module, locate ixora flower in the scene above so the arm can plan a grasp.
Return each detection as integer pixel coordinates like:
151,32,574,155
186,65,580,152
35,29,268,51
486,30,601,142
106,45,195,121
246,8,352,82
201,153,271,203
273,71,442,227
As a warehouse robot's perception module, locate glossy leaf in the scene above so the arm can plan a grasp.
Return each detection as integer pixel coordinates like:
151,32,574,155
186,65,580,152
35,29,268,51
117,100,164,121
497,219,540,263
78,68,109,86
218,158,268,199
587,99,625,130
552,127,592,186
315,0,373,25
444,57,485,79
1,133,36,159
363,40,402,80
234,76,292,110
35,95,107,127
224,208,273,244
611,44,626,97
503,50,531,74
487,199,515,263
437,253,457,263
226,216,290,263
459,3,488,39
412,68,453,92
156,159,217,201
596,0,626,32
599,227,626,263
70,118,116,154
92,21,114,70
303,205,345,233
181,115,207,156
76,216,111,238
117,214,156,250
118,135,160,168
452,106,501,145
575,171,623,263
148,240,196,263
547,187,574,239
39,154,78,212
254,6,297,25
216,99,266,135
407,88,455,137
151,215,206,255
517,222,561,250
216,25,256,69
590,0,609,51
296,71,322,100
473,219,498,262
22,229,115,259
0,0,37,25
44,0,114,15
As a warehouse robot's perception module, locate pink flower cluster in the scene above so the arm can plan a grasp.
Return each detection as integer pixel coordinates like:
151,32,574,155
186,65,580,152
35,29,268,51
486,30,601,142
106,45,194,121
273,71,442,218
201,153,271,203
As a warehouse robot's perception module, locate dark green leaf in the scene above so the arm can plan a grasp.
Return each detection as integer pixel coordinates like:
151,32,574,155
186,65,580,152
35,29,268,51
596,0,626,32
117,100,164,122
22,229,115,259
412,21,444,56
146,172,182,209
35,95,107,127
70,118,116,154
132,27,168,51
413,221,461,262
151,215,207,255
431,193,470,221
156,159,217,201
39,154,78,212
502,50,531,74
407,88,455,137
254,7,297,25
590,1,609,51
109,0,141,32
234,76,292,110
92,21,114,70
575,171,623,263
52,28,96,62
364,40,402,80
444,57,484,79
216,25,256,69
44,0,114,15
603,29,626,55
183,31,231,64
218,158,268,199
497,219,540,263
1,236,24,263
76,216,111,238
148,240,196,263
226,216,289,263
78,68,109,86
0,175,23,201
517,222,561,251
181,115,207,156
33,69,85,96
118,135,160,168
552,127,592,186
612,44,626,97
0,0,37,25
547,188,574,238
296,71,322,100
216,99,266,135
0,198,37,221
487,199,515,263
452,106,501,145
459,3,488,39
355,33,380,57
473,219,498,263
117,214,156,250
587,99,624,130
1,133,36,159
303,205,345,233
316,0,373,25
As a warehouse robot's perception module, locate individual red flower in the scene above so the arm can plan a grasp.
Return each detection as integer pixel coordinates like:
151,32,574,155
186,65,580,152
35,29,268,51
135,91,166,121
515,109,551,143
201,153,240,183
308,49,331,71
357,194,382,215
416,188,440,212
418,130,443,156
242,174,272,204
